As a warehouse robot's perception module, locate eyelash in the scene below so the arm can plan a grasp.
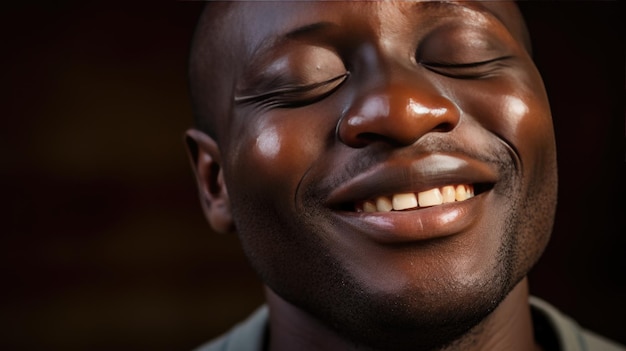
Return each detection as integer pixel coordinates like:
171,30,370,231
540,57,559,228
420,56,511,79
235,72,350,108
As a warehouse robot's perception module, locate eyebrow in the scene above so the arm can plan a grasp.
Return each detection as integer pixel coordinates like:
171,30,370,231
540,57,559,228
285,21,336,40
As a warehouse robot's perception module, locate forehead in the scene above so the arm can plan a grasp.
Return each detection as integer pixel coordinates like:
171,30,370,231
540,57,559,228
209,1,528,55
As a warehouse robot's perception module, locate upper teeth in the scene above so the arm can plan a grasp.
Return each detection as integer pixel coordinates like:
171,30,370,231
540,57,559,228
357,184,474,212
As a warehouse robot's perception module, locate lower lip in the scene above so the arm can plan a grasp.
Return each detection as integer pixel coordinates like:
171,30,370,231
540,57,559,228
330,193,486,244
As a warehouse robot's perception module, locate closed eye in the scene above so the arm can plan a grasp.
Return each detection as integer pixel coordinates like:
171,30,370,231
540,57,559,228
420,56,512,79
235,72,350,108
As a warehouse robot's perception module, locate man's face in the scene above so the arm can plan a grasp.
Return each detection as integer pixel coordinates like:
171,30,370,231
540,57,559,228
193,1,557,347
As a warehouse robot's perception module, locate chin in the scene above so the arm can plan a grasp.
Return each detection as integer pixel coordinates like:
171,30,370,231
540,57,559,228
352,273,517,348
267,246,516,351
269,218,544,351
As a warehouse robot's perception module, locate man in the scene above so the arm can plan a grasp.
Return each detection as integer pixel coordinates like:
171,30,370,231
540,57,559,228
185,1,624,350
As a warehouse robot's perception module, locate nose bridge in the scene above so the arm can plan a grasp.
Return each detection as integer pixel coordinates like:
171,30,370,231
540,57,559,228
337,67,460,148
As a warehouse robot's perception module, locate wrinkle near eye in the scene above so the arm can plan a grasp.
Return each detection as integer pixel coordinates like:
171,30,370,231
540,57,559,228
234,72,349,107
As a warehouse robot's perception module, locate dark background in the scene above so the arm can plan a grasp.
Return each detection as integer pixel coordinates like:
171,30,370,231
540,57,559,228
2,2,623,350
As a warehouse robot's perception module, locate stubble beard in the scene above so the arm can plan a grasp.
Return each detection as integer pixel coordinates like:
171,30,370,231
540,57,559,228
234,146,555,351
264,178,552,351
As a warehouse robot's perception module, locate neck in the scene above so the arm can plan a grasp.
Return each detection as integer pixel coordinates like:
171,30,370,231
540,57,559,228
265,278,540,351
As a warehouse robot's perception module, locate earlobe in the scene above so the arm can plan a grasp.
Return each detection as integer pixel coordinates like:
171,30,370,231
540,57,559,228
185,129,235,234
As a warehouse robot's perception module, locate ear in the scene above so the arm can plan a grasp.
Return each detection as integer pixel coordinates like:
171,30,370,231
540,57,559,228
185,129,235,234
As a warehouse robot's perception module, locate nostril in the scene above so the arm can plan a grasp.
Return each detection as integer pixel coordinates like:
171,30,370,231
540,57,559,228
433,122,455,133
357,132,383,144
355,132,378,146
355,132,405,147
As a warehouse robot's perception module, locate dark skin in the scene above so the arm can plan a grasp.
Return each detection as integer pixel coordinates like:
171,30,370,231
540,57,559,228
186,1,557,350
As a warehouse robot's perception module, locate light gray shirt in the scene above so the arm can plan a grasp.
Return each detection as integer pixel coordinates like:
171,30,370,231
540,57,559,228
194,297,625,351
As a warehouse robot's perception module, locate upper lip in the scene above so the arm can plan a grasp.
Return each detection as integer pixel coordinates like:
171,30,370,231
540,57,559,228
325,153,499,209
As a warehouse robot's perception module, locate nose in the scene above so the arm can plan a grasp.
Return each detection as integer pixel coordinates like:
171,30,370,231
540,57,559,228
337,81,460,148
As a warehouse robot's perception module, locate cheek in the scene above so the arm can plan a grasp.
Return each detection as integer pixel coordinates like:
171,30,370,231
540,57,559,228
459,76,555,167
501,95,529,126
255,126,281,159
499,93,554,154
228,112,327,204
498,90,557,185
503,92,554,145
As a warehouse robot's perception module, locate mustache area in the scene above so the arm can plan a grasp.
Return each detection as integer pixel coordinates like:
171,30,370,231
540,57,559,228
300,137,520,210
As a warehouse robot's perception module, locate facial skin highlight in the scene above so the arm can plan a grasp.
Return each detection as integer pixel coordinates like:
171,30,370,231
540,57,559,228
187,2,557,350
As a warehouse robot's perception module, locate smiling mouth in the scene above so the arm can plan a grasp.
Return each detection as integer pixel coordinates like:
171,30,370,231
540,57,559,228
351,183,492,213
